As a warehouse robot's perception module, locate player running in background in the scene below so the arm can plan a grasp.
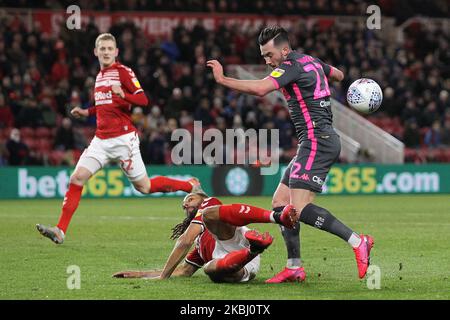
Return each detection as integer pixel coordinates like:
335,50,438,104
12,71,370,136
206,26,374,281
113,191,298,283
36,33,202,245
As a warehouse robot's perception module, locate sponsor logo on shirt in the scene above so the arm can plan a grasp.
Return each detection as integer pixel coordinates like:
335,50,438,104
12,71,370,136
95,91,113,105
95,91,112,100
270,68,285,78
132,78,141,88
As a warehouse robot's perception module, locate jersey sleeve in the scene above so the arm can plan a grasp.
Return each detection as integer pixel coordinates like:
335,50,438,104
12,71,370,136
267,61,300,89
316,58,332,77
118,66,144,95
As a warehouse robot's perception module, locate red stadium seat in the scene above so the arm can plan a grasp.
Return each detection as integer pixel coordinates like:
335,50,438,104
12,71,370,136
20,127,34,139
36,139,52,153
48,150,66,166
72,149,82,162
22,137,37,150
35,127,52,139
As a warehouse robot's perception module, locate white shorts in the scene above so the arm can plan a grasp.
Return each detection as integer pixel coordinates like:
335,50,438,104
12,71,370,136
209,226,261,282
76,131,147,181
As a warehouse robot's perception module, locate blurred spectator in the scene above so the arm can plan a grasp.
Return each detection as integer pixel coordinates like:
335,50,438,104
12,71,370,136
441,119,450,146
0,6,449,165
0,94,14,128
403,120,421,148
0,143,8,166
54,118,75,151
424,121,442,148
6,128,29,165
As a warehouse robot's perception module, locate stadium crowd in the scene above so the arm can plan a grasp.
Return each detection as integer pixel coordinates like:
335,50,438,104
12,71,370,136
0,5,449,166
3,0,449,20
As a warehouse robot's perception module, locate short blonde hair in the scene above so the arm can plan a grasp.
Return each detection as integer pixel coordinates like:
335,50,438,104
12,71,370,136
95,33,117,48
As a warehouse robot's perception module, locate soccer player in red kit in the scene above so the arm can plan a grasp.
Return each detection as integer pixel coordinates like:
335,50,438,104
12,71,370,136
113,192,298,283
36,33,202,244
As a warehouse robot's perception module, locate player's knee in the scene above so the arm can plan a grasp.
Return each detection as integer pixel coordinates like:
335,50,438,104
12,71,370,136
69,172,88,185
133,179,150,194
272,198,288,209
134,184,150,194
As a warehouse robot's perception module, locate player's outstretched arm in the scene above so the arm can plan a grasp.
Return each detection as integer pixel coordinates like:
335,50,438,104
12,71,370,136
328,66,344,82
70,106,90,118
207,60,277,97
159,223,202,279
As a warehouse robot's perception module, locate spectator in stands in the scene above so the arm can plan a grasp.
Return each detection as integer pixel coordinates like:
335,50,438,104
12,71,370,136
165,87,184,120
0,143,8,166
1,7,449,165
54,117,75,151
424,120,442,148
194,97,214,127
17,95,43,128
6,128,29,165
441,119,450,146
0,93,14,128
40,97,57,128
403,120,421,148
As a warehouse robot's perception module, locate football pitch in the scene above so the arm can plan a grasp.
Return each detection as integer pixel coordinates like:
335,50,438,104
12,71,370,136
1,195,449,300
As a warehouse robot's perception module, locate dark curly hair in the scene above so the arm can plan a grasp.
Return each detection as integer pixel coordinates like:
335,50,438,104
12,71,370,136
170,208,198,240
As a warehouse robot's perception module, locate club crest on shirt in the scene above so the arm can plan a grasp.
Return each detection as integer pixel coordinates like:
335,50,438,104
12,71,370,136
270,68,285,78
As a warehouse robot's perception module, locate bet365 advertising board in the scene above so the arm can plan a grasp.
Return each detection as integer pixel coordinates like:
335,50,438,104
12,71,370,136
0,164,449,199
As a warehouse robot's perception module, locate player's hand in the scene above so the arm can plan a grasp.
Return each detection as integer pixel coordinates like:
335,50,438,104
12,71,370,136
112,270,162,279
111,85,125,98
206,60,225,84
70,107,88,119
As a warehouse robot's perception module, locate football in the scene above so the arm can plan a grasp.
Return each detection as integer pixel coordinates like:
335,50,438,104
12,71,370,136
346,78,383,114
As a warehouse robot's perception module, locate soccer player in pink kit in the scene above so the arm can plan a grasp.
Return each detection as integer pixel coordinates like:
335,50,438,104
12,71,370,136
36,33,201,244
207,26,374,281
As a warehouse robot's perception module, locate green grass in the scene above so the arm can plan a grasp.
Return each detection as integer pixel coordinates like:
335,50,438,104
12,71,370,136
0,195,449,300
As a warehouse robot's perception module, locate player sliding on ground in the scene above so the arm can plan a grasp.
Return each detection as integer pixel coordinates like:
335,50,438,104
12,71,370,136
36,33,203,244
207,26,374,280
113,191,298,283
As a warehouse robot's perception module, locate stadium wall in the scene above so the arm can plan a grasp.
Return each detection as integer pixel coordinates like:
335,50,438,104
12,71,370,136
0,164,449,199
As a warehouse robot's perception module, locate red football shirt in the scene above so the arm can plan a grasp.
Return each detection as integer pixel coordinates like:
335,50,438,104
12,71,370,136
185,197,223,267
92,62,143,139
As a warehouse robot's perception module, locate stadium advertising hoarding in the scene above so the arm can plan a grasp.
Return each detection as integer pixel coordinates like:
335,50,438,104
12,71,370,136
12,10,335,38
0,164,449,199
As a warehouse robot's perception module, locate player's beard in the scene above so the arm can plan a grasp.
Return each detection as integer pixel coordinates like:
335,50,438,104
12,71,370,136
185,206,198,219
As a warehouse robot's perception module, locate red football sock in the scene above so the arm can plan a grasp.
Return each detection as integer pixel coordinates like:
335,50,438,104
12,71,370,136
56,183,83,233
149,176,192,193
215,249,256,273
218,204,272,226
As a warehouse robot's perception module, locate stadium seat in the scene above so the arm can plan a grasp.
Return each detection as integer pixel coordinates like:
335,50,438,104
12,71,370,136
36,139,52,153
22,137,37,150
20,127,34,139
48,150,66,165
35,127,52,139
